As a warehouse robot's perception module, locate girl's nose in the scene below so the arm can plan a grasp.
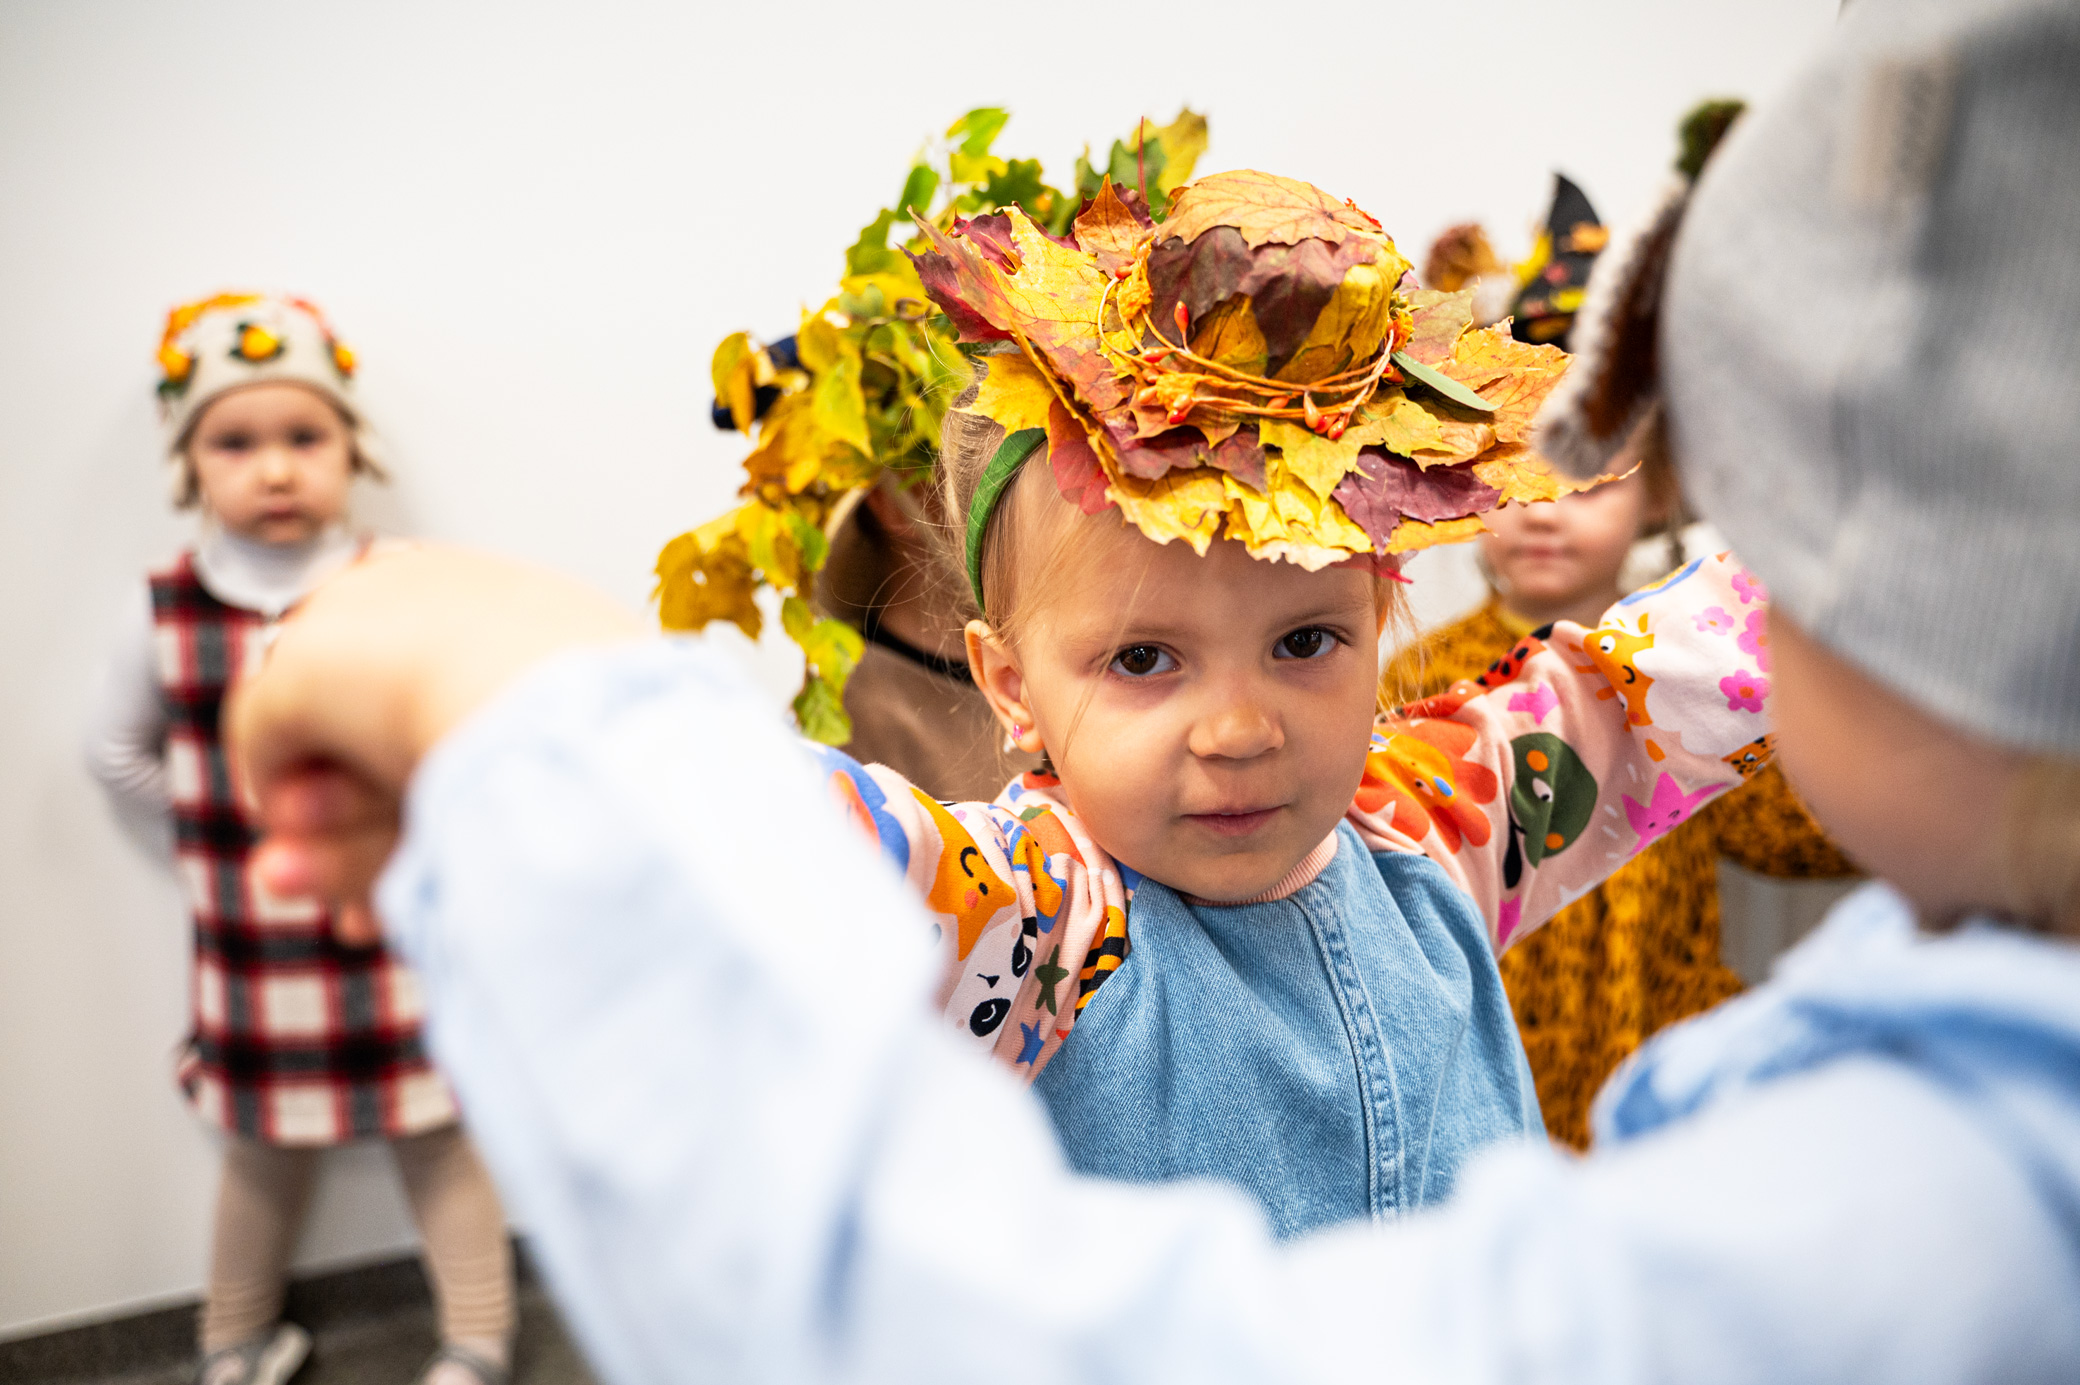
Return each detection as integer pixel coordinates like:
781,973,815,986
1187,688,1283,761
258,446,295,485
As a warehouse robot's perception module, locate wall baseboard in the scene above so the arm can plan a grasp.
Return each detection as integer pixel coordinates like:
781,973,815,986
0,1241,539,1384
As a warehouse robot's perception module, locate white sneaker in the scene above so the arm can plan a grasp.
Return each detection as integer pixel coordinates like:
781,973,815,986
196,1322,312,1385
415,1342,510,1385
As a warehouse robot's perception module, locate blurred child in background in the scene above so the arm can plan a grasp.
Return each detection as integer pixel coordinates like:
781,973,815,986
87,295,514,1385
1392,109,1858,1148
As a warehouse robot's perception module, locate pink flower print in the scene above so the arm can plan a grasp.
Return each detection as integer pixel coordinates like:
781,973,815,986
1720,669,1769,713
1731,569,1767,606
1622,773,1722,853
1737,609,1771,671
1693,605,1735,636
1496,895,1525,948
1507,683,1559,725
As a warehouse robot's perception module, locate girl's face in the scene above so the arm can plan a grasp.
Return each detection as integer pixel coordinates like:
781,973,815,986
969,522,1386,901
1479,470,1653,614
186,382,354,545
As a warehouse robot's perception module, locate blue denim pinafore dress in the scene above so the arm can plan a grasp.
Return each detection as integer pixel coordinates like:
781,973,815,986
1035,822,1542,1239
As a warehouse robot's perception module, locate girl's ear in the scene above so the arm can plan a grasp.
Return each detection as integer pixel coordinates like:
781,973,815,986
965,619,1044,754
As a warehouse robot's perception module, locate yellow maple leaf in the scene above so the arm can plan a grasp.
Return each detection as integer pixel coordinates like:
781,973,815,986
1442,326,1569,445
968,352,1057,434
1148,110,1209,196
1260,419,1365,501
1106,465,1230,554
1162,169,1384,249
654,515,764,639
1187,297,1268,376
1386,514,1487,554
1470,443,1604,505
1345,391,1494,466
1220,457,1373,569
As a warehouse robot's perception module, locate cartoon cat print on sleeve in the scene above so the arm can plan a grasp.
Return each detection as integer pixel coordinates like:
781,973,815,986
1348,552,1776,954
809,747,1133,1083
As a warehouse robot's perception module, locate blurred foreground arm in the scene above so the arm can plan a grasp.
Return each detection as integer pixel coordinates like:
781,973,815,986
228,548,2080,1385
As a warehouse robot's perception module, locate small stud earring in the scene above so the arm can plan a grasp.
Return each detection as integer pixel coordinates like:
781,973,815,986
1003,723,1023,753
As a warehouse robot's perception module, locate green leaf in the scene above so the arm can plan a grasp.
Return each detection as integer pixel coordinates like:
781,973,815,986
799,615,865,689
896,163,940,219
1073,147,1102,201
783,510,830,573
792,673,853,746
1103,136,1165,198
983,157,1053,219
947,107,1009,158
1392,351,1496,414
780,593,816,643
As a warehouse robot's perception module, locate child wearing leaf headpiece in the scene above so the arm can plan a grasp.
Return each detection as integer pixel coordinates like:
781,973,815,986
710,165,1777,1238
658,108,1207,798
1390,101,1859,1152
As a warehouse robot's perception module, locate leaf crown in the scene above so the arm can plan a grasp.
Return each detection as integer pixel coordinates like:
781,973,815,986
653,108,1209,745
914,169,1602,602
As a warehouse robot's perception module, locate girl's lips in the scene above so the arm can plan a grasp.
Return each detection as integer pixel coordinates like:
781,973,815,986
1183,807,1281,837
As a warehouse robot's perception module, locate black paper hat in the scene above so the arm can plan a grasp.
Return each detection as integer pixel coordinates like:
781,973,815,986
1509,174,1607,350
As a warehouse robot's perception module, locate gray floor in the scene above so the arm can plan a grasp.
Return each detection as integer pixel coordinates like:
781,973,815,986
4,1249,597,1385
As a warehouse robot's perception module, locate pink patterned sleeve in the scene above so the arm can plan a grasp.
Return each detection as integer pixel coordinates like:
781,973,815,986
809,748,1130,1082
1347,552,1777,954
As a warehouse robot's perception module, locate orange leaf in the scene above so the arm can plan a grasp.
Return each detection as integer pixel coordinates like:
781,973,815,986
1470,443,1604,505
1386,514,1487,554
1073,177,1155,278
1440,326,1569,445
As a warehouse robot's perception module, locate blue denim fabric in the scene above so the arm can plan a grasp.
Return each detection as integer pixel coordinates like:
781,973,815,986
1035,822,1541,1239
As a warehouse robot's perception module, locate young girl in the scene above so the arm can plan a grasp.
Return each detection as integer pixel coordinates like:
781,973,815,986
219,1,2080,1369
87,295,515,1385
1387,440,1856,1147
784,171,1775,1237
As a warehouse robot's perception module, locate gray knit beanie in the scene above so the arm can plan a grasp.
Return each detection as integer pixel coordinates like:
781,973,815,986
1540,0,2080,755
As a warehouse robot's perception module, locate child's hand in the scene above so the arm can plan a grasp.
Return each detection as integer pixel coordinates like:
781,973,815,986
227,545,644,945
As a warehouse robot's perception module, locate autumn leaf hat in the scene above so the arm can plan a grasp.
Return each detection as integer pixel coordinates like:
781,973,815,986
911,168,1599,616
655,109,1210,743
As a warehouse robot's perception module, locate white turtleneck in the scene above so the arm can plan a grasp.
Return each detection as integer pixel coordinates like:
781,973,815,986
84,522,363,811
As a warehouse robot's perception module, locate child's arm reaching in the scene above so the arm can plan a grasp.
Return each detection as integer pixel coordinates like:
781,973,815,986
1349,551,1775,953
225,544,2071,1385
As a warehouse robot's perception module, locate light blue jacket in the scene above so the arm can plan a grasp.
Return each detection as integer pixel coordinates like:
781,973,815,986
382,644,2080,1384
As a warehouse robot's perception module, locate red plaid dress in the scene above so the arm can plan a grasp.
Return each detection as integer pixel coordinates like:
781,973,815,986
151,551,457,1145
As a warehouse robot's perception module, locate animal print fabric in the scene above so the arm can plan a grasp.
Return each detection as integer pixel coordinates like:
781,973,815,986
818,552,1782,1090
1385,595,1857,1148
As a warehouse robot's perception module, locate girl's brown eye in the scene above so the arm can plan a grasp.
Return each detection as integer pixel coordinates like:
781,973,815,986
1110,645,1173,677
1277,628,1333,660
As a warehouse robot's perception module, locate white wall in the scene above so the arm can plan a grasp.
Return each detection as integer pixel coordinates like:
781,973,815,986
0,0,1838,1339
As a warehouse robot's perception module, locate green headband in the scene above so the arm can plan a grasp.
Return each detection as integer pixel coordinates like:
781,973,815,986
965,426,1046,617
